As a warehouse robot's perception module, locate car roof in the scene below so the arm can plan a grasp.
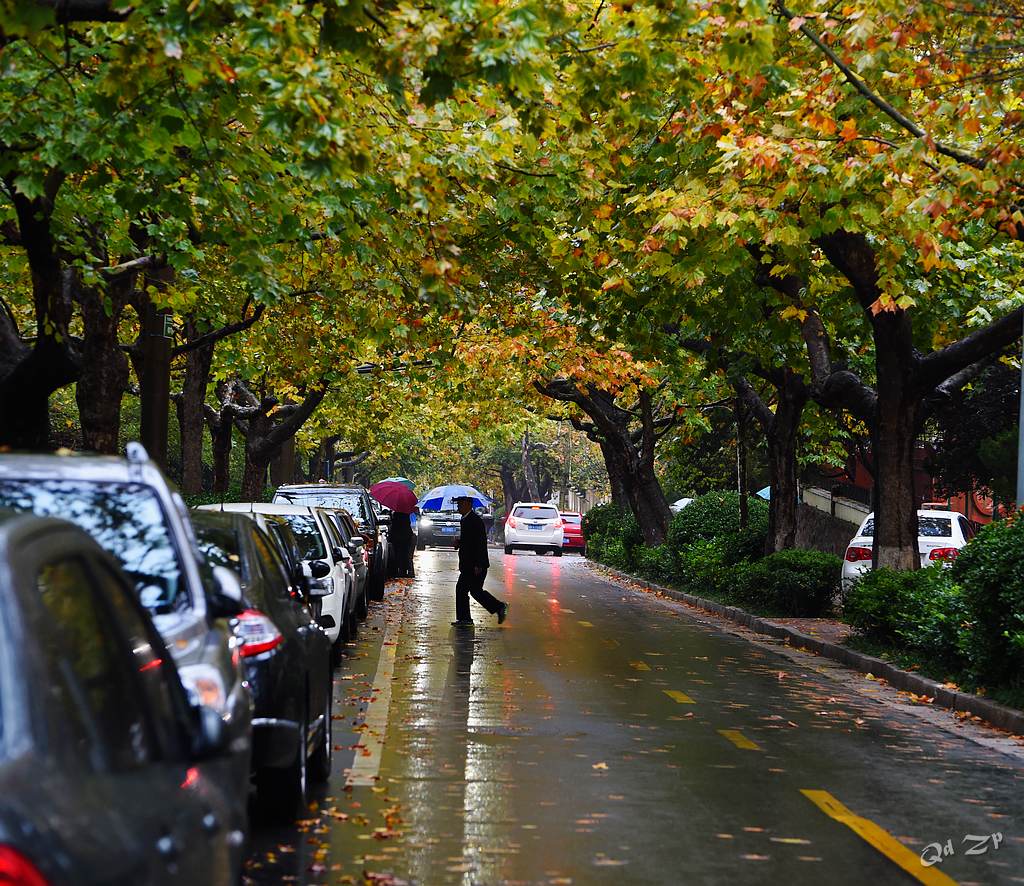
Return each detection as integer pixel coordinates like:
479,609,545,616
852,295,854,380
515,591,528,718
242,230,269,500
0,451,159,486
512,502,559,508
196,501,317,516
276,484,365,494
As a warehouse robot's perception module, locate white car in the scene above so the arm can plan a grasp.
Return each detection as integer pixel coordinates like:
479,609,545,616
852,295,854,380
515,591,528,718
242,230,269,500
841,508,975,590
504,502,565,556
197,502,355,656
670,497,694,513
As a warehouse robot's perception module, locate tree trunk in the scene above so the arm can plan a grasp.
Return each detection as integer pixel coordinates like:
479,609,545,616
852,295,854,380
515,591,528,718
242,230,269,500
872,317,921,570
629,468,671,546
242,455,268,501
735,399,749,530
179,334,215,495
766,391,803,553
598,439,631,509
521,430,541,500
205,384,235,496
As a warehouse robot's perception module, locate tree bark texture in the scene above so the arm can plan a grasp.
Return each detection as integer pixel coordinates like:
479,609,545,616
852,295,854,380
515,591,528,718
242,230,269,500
178,327,215,495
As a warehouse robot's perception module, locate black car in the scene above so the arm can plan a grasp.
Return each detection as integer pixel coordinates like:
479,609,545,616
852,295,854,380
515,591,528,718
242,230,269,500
0,512,245,885
190,511,334,821
273,484,390,601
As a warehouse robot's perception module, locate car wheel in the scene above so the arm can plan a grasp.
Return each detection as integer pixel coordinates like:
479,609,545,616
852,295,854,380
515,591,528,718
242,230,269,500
308,682,332,783
346,606,358,642
356,586,368,620
553,548,563,557
369,565,386,601
255,713,308,823
417,540,426,550
504,544,513,555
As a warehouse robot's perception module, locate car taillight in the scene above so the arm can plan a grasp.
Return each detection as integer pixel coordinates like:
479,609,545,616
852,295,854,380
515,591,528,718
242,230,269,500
236,609,284,657
845,546,873,563
929,547,959,562
507,516,517,529
0,847,50,886
553,518,563,529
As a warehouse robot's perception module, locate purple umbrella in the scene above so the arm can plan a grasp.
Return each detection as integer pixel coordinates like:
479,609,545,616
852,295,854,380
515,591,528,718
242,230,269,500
369,481,418,513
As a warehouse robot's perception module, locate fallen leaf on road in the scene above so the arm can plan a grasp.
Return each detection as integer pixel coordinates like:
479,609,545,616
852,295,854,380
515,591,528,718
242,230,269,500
592,762,608,770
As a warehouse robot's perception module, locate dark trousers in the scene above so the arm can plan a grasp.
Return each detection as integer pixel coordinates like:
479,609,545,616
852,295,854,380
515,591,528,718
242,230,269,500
392,536,414,577
456,568,501,621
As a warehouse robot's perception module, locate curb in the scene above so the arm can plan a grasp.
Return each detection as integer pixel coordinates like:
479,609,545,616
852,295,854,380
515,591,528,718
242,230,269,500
598,565,1024,736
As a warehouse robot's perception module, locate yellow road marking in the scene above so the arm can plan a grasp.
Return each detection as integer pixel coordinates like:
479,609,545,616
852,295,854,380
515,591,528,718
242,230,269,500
630,661,651,671
578,620,594,627
718,729,760,750
346,595,405,787
801,790,958,886
663,689,695,704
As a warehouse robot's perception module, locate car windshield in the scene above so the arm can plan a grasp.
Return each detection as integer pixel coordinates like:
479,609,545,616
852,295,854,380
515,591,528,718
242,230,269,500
283,514,326,560
276,490,370,523
859,516,952,539
513,506,560,519
0,479,186,613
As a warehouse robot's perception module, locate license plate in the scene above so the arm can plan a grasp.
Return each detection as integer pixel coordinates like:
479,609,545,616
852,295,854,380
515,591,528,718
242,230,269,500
528,523,544,530
440,526,457,534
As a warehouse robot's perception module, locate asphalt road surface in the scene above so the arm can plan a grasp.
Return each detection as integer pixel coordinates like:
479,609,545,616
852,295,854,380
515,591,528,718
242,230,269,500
245,548,1024,885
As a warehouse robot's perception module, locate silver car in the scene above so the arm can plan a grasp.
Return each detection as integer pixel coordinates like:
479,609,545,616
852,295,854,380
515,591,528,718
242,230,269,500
0,444,252,862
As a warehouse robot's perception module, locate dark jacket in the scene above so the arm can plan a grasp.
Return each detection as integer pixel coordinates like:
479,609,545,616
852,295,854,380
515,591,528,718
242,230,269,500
458,510,490,572
390,511,413,541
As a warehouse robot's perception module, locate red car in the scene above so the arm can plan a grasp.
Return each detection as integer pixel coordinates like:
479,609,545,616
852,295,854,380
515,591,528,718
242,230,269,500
559,512,586,554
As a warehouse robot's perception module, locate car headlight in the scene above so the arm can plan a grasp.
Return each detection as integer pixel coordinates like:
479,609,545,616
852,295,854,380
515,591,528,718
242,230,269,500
179,663,227,711
420,517,433,528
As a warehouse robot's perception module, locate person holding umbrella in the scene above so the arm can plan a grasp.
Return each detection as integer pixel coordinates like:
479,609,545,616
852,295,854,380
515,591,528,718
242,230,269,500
369,480,418,578
452,494,509,626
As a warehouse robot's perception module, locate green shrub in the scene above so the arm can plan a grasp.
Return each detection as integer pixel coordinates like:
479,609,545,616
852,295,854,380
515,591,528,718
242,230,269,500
668,492,769,564
582,503,628,540
844,566,968,669
951,515,1024,687
599,537,632,570
675,537,731,597
633,544,676,583
735,549,842,616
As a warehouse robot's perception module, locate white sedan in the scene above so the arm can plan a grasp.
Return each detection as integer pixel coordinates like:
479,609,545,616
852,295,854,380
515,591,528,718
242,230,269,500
504,503,565,556
841,508,976,590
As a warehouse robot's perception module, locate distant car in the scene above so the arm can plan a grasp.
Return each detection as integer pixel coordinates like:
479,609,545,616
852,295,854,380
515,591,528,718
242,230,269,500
324,509,370,620
0,512,247,884
190,511,334,822
504,503,565,556
670,497,694,513
841,508,976,590
417,508,462,549
196,502,356,660
0,446,252,809
559,512,586,554
273,484,390,602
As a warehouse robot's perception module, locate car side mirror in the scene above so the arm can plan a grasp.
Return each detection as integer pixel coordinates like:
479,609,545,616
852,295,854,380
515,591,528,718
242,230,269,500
309,560,331,580
349,539,364,553
333,546,349,564
191,704,229,760
209,566,244,618
317,614,336,630
378,513,391,526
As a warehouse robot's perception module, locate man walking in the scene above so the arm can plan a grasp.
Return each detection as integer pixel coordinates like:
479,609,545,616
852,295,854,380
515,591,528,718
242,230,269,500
452,495,509,626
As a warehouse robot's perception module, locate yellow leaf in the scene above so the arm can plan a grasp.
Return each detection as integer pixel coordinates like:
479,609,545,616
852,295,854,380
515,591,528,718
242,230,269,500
840,118,858,142
780,305,808,322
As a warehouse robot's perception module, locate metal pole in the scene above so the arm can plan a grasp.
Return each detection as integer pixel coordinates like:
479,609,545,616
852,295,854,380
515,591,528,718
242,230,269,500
1017,311,1024,508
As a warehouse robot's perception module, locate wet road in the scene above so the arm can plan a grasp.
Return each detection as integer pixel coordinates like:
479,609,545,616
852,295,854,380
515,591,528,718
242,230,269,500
245,549,1024,885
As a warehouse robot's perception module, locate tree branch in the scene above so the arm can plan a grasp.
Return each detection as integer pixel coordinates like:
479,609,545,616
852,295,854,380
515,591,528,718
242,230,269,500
775,2,986,171
171,304,266,358
918,306,1024,389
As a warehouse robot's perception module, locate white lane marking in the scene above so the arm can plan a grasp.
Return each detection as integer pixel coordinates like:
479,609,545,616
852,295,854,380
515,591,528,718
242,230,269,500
346,592,405,787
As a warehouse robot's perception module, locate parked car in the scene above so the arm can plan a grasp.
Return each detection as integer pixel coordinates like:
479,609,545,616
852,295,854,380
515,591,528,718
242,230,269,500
0,446,252,798
273,484,390,601
196,502,355,659
323,509,370,620
504,503,565,556
559,512,587,554
190,512,334,821
0,512,248,884
416,508,462,549
841,508,975,590
670,497,694,513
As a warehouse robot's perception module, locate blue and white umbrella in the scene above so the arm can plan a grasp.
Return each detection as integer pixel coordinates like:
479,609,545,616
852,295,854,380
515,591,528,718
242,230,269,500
419,483,492,512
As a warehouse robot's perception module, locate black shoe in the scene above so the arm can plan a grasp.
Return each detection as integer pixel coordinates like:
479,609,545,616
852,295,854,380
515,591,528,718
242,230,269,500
451,619,475,626
497,603,509,625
